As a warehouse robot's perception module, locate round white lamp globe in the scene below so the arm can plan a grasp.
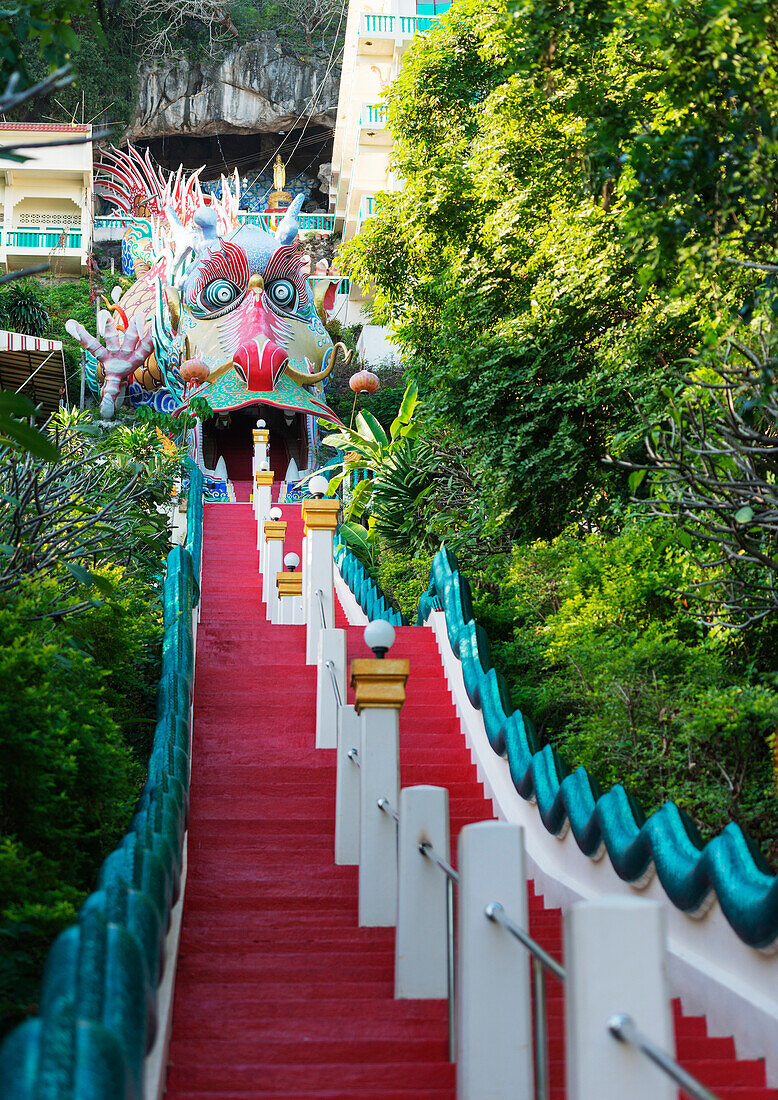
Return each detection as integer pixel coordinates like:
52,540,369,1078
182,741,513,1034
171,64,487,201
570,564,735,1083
284,552,300,571
259,460,269,471
308,474,329,499
257,418,266,428
364,619,395,659
270,506,283,520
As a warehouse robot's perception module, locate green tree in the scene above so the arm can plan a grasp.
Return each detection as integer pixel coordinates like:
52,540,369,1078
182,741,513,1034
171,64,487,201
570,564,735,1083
342,0,778,540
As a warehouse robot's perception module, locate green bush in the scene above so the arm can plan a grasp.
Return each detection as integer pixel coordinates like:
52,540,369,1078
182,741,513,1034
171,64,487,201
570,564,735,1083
66,566,163,763
466,522,778,864
377,542,435,623
0,558,165,1036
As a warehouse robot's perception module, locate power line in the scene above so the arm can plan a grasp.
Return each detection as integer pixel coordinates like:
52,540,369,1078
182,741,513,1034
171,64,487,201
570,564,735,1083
202,128,333,177
277,1,348,177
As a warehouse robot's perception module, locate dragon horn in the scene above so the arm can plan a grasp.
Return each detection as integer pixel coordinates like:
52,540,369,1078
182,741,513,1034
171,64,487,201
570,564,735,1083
275,193,306,245
283,342,351,386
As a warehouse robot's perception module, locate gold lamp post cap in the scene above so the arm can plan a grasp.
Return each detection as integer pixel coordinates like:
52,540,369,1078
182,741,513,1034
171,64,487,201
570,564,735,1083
350,657,410,713
256,470,274,487
302,498,340,532
264,520,287,539
277,571,303,596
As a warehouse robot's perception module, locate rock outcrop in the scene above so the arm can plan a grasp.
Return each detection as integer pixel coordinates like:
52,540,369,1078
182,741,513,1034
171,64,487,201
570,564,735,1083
131,35,339,139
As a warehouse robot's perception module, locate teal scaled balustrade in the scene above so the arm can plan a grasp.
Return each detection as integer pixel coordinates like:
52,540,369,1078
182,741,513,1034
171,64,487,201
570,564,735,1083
417,546,778,950
0,471,204,1100
334,543,404,626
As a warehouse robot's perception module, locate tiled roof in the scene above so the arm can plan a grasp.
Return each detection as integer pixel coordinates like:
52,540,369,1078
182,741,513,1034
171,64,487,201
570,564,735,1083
0,123,91,132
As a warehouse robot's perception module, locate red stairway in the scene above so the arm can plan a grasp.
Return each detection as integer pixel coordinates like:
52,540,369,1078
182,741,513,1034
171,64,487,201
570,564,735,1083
164,498,778,1099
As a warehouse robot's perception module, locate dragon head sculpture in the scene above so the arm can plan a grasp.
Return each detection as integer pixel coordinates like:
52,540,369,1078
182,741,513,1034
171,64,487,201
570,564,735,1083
73,147,348,452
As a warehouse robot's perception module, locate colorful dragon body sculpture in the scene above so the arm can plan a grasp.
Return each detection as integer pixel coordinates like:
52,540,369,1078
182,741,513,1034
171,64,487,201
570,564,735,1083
68,146,346,485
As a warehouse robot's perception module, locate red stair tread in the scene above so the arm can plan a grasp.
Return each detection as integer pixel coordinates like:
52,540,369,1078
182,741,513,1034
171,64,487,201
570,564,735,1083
165,499,774,1099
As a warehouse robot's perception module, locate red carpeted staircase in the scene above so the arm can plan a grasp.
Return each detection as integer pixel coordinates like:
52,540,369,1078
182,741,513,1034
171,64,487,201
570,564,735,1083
164,498,778,1099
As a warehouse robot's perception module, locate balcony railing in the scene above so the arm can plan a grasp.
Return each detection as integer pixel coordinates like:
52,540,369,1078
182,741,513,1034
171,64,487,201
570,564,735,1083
356,195,377,236
306,275,351,296
238,212,334,232
7,229,82,249
362,13,395,32
362,104,388,127
398,15,437,32
359,13,438,36
93,212,335,238
94,215,133,231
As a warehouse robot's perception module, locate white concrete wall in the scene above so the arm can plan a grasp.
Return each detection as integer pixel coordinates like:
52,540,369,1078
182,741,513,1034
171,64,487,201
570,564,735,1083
356,324,403,366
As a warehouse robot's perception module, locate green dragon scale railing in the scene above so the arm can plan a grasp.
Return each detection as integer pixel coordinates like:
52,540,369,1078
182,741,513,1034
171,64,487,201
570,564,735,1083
0,467,204,1098
335,544,405,626
416,546,778,950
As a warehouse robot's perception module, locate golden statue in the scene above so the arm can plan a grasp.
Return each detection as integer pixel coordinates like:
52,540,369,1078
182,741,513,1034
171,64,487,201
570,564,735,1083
273,155,285,191
268,154,293,210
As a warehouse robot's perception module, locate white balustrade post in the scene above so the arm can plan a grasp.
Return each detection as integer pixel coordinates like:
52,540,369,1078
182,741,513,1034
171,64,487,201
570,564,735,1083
262,519,286,617
255,469,274,555
457,821,533,1100
252,423,269,510
316,627,346,749
277,570,303,625
396,785,450,999
351,654,409,926
301,532,311,618
335,703,361,865
302,498,339,663
565,897,674,1100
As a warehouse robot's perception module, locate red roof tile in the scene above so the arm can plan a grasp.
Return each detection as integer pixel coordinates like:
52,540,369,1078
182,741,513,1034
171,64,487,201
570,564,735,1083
0,123,91,132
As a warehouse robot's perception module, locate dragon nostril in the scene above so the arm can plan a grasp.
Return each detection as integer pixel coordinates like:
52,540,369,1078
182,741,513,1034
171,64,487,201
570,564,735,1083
233,339,288,393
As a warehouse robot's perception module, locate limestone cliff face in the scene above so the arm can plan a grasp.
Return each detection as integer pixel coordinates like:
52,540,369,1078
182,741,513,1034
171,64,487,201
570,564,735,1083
130,36,339,139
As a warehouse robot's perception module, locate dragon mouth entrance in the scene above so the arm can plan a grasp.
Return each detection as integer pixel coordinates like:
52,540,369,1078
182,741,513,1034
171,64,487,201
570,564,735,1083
203,402,308,484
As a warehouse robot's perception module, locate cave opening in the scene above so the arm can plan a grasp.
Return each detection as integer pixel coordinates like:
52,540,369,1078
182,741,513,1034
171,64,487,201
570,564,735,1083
136,125,333,212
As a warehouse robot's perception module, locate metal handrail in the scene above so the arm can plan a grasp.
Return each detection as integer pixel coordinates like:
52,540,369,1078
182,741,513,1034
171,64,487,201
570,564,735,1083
325,659,342,709
316,588,327,629
418,839,458,1060
608,1014,721,1100
484,902,565,981
418,840,460,884
484,901,565,1100
377,797,399,823
347,747,360,768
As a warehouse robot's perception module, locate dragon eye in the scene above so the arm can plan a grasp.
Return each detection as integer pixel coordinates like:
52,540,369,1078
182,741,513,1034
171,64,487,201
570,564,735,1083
267,279,297,310
199,279,242,311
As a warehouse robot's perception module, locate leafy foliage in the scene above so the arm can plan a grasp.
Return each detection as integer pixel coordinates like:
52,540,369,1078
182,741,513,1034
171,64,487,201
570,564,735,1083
341,0,777,541
0,412,179,615
0,573,161,1035
469,522,778,863
0,281,49,337
321,382,437,568
0,0,87,91
0,410,177,1035
336,0,778,865
626,317,778,625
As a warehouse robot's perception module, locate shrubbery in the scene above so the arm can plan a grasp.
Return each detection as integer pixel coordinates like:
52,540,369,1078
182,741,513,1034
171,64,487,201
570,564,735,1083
336,0,778,873
376,523,778,866
0,409,178,1037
